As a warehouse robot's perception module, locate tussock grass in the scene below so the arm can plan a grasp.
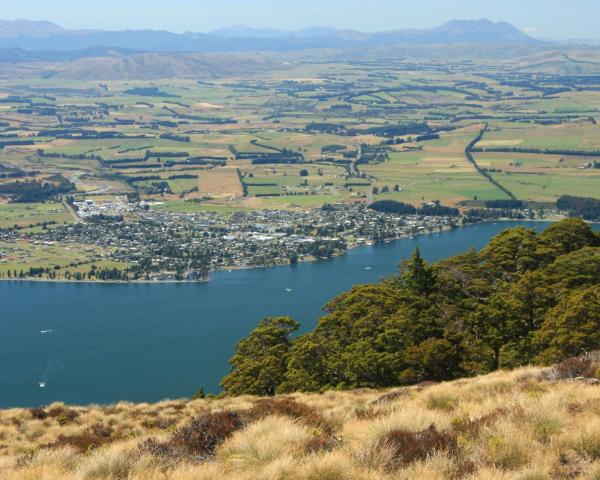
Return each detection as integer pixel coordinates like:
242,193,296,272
5,366,600,478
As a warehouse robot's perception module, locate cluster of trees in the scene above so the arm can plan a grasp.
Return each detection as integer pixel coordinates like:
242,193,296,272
125,175,161,184
221,219,600,396
349,123,432,138
0,164,33,179
185,157,227,166
557,195,600,221
304,123,346,135
464,209,530,223
472,146,600,157
88,266,130,281
4,267,49,279
123,87,178,98
321,144,347,154
0,176,74,202
0,139,34,148
2,266,129,281
306,239,346,259
230,145,303,165
485,199,525,209
388,134,441,145
142,181,172,195
160,133,191,143
418,204,460,217
369,200,417,215
55,131,147,140
168,174,198,180
37,149,102,162
144,150,189,159
369,200,459,217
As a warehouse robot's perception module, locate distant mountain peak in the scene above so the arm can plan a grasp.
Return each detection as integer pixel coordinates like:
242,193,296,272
0,19,65,38
429,18,537,43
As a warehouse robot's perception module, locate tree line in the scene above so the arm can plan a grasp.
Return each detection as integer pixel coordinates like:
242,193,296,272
0,175,74,202
369,200,459,217
557,195,600,221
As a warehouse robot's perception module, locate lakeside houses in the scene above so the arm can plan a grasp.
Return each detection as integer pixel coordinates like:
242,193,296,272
0,204,457,282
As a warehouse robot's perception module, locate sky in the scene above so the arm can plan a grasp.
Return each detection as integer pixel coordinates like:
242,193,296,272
2,0,599,40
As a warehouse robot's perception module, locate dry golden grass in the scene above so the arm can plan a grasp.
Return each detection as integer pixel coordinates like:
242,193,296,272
198,167,243,197
4,366,600,479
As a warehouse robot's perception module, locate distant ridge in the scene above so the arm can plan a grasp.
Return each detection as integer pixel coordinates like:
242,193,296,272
210,19,538,45
0,19,66,38
0,18,545,53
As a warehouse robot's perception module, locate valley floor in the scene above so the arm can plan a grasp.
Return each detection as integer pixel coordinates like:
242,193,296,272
3,366,600,479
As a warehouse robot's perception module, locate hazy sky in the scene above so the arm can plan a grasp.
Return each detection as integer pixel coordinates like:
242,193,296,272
2,0,598,39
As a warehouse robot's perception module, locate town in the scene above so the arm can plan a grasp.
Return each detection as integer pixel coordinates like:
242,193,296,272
0,202,460,282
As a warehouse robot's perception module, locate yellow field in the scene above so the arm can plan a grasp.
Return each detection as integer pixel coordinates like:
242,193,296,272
198,167,244,198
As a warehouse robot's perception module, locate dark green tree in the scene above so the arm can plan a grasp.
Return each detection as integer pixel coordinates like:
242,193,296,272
220,317,300,396
534,287,600,364
536,218,599,263
401,247,436,296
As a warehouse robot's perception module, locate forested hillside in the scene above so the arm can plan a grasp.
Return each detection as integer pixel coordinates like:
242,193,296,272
222,219,600,396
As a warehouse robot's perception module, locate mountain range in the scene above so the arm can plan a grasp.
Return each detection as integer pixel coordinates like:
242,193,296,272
0,18,544,53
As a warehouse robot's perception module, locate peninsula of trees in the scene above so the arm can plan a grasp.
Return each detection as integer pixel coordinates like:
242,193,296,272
221,218,600,396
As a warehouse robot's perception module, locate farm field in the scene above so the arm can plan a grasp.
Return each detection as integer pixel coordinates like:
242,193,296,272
198,167,243,198
0,238,129,280
0,203,73,230
0,58,599,220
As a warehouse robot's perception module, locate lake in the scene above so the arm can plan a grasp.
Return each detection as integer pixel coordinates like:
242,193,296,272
0,221,561,407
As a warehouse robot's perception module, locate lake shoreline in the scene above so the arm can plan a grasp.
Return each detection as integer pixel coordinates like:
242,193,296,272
2,215,585,285
0,223,458,284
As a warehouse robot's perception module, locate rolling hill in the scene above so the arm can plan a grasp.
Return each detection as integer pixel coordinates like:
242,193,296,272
0,51,281,80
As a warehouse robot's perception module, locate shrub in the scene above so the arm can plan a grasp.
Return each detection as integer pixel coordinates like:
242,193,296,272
29,407,48,420
171,411,244,457
377,424,458,469
451,409,507,438
553,357,594,380
47,406,80,425
50,424,114,453
144,410,245,462
249,398,334,435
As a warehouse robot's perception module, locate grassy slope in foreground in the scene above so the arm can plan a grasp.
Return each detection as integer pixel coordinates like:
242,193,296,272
3,364,600,479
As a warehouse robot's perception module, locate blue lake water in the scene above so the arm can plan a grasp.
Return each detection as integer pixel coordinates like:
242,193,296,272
0,221,564,407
